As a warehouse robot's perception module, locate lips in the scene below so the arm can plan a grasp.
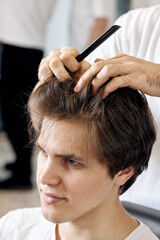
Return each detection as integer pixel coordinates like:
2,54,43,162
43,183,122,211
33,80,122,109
42,191,66,204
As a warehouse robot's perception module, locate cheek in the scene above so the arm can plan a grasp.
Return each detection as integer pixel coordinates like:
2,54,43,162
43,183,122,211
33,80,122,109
69,172,112,203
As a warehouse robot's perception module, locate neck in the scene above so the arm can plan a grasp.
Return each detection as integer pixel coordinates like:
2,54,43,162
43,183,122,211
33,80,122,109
58,199,139,240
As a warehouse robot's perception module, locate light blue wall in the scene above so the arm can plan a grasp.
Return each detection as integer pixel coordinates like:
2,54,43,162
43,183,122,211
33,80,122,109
44,0,71,56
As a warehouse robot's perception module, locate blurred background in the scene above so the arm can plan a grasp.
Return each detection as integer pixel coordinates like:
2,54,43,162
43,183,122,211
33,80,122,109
0,0,159,217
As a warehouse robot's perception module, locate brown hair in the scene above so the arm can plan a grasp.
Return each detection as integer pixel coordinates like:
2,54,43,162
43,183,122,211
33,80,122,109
28,73,156,195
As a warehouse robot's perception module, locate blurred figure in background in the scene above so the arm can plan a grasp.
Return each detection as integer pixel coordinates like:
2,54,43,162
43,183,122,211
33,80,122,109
117,0,160,18
117,0,130,17
69,0,114,52
0,0,56,189
132,0,160,9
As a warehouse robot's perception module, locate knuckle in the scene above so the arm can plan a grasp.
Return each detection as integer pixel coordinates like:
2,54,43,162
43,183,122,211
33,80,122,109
61,46,70,52
93,61,103,69
71,46,80,54
49,49,60,58
118,76,128,87
49,49,56,56
94,58,103,63
120,54,131,61
49,50,54,56
120,53,128,58
40,55,49,65
38,61,47,74
49,57,60,68
83,61,91,70
60,52,70,62
38,68,48,81
61,46,79,55
40,57,45,64
103,64,113,74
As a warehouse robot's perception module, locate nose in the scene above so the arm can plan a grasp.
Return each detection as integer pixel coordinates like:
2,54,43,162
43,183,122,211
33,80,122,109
39,157,61,186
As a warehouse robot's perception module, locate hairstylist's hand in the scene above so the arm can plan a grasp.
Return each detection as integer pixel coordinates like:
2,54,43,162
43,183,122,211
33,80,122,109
74,54,160,98
38,46,91,82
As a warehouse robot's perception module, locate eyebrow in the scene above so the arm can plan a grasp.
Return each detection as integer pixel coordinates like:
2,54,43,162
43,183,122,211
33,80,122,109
55,154,84,162
36,141,85,162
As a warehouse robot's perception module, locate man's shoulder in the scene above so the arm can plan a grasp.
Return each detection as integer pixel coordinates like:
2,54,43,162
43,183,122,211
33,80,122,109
0,208,55,240
115,4,160,37
117,4,160,22
125,221,159,240
0,207,42,224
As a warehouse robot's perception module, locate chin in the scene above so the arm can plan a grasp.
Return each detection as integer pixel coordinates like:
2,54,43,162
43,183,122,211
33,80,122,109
41,205,60,223
41,204,69,224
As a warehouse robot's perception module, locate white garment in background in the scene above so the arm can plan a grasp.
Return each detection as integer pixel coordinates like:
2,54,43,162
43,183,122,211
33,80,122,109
87,5,160,210
0,0,56,49
69,0,116,51
0,208,158,240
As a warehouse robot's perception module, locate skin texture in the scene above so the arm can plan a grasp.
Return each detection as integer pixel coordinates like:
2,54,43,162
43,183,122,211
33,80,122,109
87,18,108,46
36,118,137,240
38,47,160,98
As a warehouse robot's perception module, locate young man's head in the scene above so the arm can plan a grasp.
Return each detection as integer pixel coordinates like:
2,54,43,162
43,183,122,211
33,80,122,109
28,73,156,223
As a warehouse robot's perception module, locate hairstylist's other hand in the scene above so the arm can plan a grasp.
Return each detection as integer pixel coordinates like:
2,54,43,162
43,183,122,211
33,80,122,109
38,46,91,82
74,54,160,98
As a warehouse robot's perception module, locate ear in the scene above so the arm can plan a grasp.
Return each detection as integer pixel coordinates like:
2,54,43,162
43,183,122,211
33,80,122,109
113,167,135,186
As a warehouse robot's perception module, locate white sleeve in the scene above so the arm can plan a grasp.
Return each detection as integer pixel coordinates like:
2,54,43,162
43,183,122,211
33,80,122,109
0,211,14,240
86,5,160,63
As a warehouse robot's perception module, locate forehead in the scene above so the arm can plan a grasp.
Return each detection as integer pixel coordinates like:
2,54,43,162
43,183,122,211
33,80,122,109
38,118,97,159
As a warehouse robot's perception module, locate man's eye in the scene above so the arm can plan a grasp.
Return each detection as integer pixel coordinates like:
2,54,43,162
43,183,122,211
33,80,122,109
65,158,80,166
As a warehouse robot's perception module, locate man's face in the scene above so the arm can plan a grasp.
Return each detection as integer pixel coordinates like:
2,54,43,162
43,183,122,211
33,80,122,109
36,118,118,224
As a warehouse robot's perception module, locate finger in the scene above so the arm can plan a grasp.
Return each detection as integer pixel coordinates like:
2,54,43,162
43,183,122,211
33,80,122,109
102,75,133,98
74,57,138,93
38,56,53,82
60,47,81,72
60,53,81,72
61,46,80,56
49,48,80,80
94,55,127,64
38,50,61,82
74,60,91,81
79,61,131,93
91,64,125,95
110,53,128,60
74,61,106,92
75,58,133,92
49,56,72,82
94,54,128,63
48,49,61,58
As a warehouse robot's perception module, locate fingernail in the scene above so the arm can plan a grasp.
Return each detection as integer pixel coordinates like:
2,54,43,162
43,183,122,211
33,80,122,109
74,84,80,92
